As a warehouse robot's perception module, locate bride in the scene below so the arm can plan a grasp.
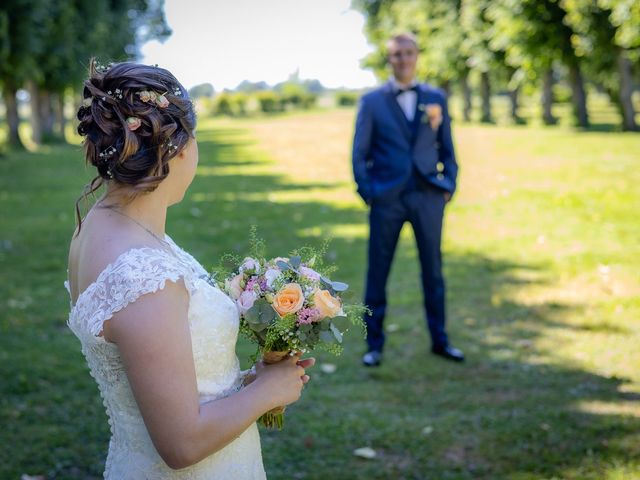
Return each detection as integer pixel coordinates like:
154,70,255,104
66,60,314,478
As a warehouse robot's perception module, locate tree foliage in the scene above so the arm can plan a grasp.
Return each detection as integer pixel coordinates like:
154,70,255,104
352,0,639,129
0,0,171,147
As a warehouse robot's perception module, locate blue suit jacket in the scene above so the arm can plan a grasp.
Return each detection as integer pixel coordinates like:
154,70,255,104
352,81,458,203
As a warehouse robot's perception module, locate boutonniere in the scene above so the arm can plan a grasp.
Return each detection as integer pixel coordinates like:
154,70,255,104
418,103,443,130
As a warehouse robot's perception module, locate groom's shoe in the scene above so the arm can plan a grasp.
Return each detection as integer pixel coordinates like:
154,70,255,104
431,345,465,362
362,350,382,367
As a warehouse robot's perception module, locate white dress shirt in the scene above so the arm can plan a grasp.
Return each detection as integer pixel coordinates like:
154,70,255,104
392,78,418,121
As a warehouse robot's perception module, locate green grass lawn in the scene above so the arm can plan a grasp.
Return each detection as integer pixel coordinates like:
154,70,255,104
1,106,639,479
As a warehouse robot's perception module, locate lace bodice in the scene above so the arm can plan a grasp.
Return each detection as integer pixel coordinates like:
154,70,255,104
66,236,265,479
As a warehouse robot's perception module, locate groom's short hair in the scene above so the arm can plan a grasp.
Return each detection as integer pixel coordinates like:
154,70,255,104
387,33,418,52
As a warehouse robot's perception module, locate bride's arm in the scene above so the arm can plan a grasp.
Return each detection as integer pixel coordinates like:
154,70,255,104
104,280,308,469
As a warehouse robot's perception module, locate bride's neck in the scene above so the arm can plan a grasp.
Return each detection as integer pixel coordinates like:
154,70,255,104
99,185,169,236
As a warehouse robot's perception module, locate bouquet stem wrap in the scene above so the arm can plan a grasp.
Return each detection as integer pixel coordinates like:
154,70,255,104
259,350,289,429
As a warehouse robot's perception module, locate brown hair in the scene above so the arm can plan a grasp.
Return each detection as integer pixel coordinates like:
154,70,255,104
75,59,196,230
387,32,419,53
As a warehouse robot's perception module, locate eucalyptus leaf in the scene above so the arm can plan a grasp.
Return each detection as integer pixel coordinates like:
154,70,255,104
320,276,333,287
331,315,349,330
319,318,331,330
290,255,302,268
256,329,268,342
319,330,336,344
329,322,343,343
245,299,275,332
244,305,260,324
298,332,307,341
331,281,349,292
276,260,290,271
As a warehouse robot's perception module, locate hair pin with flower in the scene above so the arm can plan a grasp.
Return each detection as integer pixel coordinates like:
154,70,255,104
107,88,123,100
99,145,117,179
138,90,170,108
95,62,113,73
166,139,178,153
98,145,117,160
126,117,142,131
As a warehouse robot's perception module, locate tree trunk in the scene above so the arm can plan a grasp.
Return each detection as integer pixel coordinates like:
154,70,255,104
39,89,56,142
440,79,451,97
461,70,472,122
3,86,24,149
509,85,521,123
541,68,557,125
568,63,589,127
27,81,43,145
480,71,492,123
616,49,637,131
55,92,67,139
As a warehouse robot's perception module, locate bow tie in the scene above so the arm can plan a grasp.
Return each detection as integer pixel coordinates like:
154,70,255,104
395,85,418,96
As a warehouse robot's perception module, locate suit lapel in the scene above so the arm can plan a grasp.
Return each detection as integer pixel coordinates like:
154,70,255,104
383,83,412,143
415,87,426,127
415,87,437,139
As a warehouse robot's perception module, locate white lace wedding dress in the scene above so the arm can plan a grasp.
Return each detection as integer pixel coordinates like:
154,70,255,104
65,236,266,479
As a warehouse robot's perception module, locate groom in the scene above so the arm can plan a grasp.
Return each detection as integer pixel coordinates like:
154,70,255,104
352,33,464,366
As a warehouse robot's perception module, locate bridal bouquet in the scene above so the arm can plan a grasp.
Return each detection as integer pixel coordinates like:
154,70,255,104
215,236,366,429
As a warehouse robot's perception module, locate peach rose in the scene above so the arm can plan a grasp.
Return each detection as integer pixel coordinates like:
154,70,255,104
272,283,305,316
313,289,342,319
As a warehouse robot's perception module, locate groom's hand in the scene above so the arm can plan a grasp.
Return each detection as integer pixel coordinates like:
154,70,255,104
444,192,452,203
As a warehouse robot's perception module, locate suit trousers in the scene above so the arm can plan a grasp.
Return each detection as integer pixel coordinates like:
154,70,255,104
364,182,449,352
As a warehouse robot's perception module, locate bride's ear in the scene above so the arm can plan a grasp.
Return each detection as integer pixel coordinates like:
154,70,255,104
176,137,196,159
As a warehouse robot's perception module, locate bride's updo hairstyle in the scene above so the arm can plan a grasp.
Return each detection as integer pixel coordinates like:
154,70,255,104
75,59,196,228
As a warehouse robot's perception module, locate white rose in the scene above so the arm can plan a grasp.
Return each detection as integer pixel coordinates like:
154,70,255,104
264,268,282,288
239,257,261,273
299,266,321,281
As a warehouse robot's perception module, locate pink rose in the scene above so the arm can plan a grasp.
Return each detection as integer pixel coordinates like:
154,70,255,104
226,273,244,300
299,266,321,281
237,289,258,314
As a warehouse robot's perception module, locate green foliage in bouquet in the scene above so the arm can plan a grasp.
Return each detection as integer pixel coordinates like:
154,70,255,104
214,227,368,359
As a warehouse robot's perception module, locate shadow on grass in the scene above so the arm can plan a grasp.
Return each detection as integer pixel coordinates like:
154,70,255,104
185,128,639,479
0,126,637,479
267,250,638,479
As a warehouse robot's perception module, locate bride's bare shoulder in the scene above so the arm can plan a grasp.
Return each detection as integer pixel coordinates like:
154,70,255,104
67,211,154,302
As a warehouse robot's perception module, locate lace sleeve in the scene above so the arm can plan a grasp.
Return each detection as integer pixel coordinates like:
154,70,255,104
79,248,193,337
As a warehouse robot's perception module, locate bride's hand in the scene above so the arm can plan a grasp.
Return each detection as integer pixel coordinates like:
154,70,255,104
296,356,315,385
253,354,315,409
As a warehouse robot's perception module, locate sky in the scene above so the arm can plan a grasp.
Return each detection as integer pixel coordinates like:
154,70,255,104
141,0,379,91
